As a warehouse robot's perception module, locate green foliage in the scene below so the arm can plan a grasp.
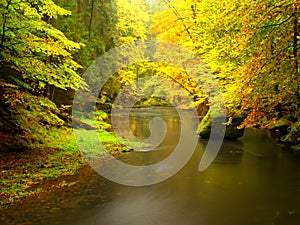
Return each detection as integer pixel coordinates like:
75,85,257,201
52,0,118,69
107,61,208,110
0,0,84,92
281,120,300,144
74,129,138,159
0,124,147,207
0,82,67,151
92,110,112,131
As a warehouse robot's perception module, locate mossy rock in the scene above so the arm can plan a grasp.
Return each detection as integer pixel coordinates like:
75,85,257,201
198,110,244,140
133,96,172,108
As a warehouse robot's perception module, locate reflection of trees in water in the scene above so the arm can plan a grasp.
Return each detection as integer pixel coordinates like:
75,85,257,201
124,108,179,138
198,139,244,165
113,107,199,156
214,140,244,164
129,116,150,139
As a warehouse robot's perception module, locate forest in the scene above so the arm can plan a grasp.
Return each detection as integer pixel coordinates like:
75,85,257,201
0,0,299,213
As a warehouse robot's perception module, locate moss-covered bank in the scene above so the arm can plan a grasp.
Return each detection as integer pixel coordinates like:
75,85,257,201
0,126,140,208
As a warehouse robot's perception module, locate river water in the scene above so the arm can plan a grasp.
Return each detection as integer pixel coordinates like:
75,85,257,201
2,107,300,225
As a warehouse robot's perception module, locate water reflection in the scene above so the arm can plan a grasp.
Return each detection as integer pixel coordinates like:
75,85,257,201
71,113,300,225
114,107,181,141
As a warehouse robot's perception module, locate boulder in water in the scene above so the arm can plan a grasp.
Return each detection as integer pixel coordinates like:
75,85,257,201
198,110,244,140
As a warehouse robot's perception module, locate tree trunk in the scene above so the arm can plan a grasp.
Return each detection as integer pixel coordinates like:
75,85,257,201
0,0,11,48
88,0,95,38
293,11,298,75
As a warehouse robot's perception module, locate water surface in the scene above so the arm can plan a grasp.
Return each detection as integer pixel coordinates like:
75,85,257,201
1,107,300,225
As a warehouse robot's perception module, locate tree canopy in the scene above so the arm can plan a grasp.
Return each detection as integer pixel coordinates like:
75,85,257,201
0,0,83,91
151,0,299,129
1,0,300,150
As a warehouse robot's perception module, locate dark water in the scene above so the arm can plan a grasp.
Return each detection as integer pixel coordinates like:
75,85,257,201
2,107,300,225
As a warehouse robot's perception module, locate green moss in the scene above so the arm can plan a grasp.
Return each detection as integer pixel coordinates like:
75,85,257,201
197,109,212,139
133,96,172,108
0,83,67,151
0,125,146,208
198,109,244,140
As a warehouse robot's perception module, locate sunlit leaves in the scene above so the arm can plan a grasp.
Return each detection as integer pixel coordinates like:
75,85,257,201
116,0,150,44
151,0,299,127
0,0,83,91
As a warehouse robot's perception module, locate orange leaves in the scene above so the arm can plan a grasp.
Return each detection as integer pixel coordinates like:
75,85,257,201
150,0,299,126
243,109,268,127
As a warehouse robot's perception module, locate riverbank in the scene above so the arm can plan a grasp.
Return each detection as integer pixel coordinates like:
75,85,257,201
0,127,137,208
0,165,106,225
1,116,299,209
0,127,82,208
1,126,300,225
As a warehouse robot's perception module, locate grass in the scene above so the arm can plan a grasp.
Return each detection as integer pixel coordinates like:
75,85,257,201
0,127,82,208
0,126,146,208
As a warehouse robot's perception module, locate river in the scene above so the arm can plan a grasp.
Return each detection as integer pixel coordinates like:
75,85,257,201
1,107,300,225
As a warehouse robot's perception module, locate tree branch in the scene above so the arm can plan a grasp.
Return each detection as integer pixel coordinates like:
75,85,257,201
258,15,293,29
162,0,194,41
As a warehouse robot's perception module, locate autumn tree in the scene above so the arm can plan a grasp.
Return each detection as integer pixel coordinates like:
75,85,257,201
231,0,300,127
151,0,300,129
